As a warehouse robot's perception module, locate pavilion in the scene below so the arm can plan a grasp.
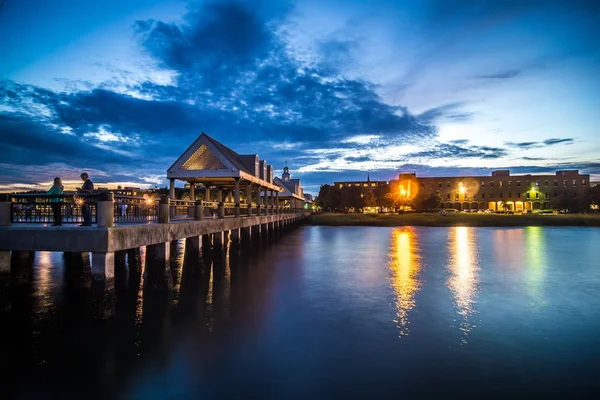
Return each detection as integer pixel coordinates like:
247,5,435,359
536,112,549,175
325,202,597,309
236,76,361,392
167,133,300,216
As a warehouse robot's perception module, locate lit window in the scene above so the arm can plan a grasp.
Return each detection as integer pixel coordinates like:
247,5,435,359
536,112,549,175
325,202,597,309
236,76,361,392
455,194,459,201
499,181,503,188
371,183,376,187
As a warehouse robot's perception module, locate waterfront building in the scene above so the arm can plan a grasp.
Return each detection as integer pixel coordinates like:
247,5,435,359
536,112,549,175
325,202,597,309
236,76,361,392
334,175,388,191
334,169,590,212
391,169,590,211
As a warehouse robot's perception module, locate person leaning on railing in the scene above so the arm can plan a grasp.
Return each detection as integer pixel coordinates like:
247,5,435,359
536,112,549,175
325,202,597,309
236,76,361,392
78,172,95,226
47,177,64,226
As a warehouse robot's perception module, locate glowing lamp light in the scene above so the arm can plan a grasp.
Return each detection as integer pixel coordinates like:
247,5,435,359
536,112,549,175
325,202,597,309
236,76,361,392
458,182,466,194
146,198,154,205
400,188,407,196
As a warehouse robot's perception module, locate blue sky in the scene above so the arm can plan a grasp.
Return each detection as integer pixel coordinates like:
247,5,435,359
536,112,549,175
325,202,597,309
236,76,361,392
1,0,599,194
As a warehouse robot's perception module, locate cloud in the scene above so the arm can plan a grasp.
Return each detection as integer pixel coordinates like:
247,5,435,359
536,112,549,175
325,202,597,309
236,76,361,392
475,69,522,79
543,138,574,145
417,102,474,124
505,137,575,149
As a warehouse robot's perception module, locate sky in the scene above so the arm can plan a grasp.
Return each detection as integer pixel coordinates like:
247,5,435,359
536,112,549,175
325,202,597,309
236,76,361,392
1,0,599,195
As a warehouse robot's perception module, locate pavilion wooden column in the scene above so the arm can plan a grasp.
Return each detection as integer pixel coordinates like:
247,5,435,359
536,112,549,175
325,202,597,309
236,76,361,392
256,186,262,216
234,178,241,218
218,188,224,219
246,183,253,216
169,179,176,199
205,186,211,201
276,191,280,215
189,182,195,201
263,187,269,215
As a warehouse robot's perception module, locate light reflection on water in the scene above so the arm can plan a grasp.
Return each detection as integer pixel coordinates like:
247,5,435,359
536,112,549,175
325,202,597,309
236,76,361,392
388,228,421,337
525,226,547,310
446,227,480,343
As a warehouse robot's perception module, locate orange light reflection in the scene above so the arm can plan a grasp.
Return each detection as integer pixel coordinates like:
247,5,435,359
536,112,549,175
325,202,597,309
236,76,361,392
388,228,421,337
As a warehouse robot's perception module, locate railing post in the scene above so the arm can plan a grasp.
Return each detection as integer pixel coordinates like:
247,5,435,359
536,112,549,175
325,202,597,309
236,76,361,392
97,191,114,227
0,194,11,226
195,200,203,221
234,178,241,218
218,201,225,219
159,196,170,223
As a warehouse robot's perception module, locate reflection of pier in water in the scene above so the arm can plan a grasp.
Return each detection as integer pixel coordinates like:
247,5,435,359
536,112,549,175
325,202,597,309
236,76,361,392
0,223,300,396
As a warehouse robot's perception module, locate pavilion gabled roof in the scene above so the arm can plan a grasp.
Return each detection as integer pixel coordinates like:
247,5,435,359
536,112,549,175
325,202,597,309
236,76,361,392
167,133,282,191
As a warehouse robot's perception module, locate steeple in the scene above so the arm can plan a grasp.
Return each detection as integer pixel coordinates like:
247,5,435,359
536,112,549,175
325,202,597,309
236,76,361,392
282,161,291,182
367,174,370,183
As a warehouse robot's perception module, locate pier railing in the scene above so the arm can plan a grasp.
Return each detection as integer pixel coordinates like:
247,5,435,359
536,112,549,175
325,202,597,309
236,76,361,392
0,192,300,226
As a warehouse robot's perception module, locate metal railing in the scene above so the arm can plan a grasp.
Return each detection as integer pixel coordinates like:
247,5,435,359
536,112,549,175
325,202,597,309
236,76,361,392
7,192,158,224
11,193,98,224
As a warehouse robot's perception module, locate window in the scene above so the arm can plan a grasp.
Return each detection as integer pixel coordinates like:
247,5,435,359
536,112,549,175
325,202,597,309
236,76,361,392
517,192,520,198
526,181,530,187
526,192,530,199
371,183,376,187
499,181,503,188
535,181,539,186
545,180,548,187
465,195,469,201
490,181,494,188
447,193,450,200
508,181,512,187
490,193,495,199
473,194,476,199
517,181,521,187
482,193,485,199
447,182,450,188
573,180,577,186
536,192,539,199
554,180,558,187
363,183,368,187
430,184,433,189
481,181,485,187
583,180,587,187
499,192,503,198
508,193,512,198
563,180,567,187
455,194,459,201
438,182,442,188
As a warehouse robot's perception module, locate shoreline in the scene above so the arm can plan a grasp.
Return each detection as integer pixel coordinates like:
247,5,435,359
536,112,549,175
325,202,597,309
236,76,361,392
307,213,600,227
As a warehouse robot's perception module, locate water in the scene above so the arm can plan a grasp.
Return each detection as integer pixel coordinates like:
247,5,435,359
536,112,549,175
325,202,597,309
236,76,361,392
1,226,600,398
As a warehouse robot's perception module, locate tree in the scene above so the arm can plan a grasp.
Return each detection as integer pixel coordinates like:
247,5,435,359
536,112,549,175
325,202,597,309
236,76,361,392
414,191,442,211
374,185,392,209
362,190,377,207
317,184,342,211
340,186,364,211
581,185,600,212
549,194,578,213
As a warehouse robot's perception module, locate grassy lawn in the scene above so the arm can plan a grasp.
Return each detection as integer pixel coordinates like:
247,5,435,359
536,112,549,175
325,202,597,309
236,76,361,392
308,212,600,227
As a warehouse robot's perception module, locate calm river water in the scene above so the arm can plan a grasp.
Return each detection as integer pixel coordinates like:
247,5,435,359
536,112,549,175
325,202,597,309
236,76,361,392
1,226,600,399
